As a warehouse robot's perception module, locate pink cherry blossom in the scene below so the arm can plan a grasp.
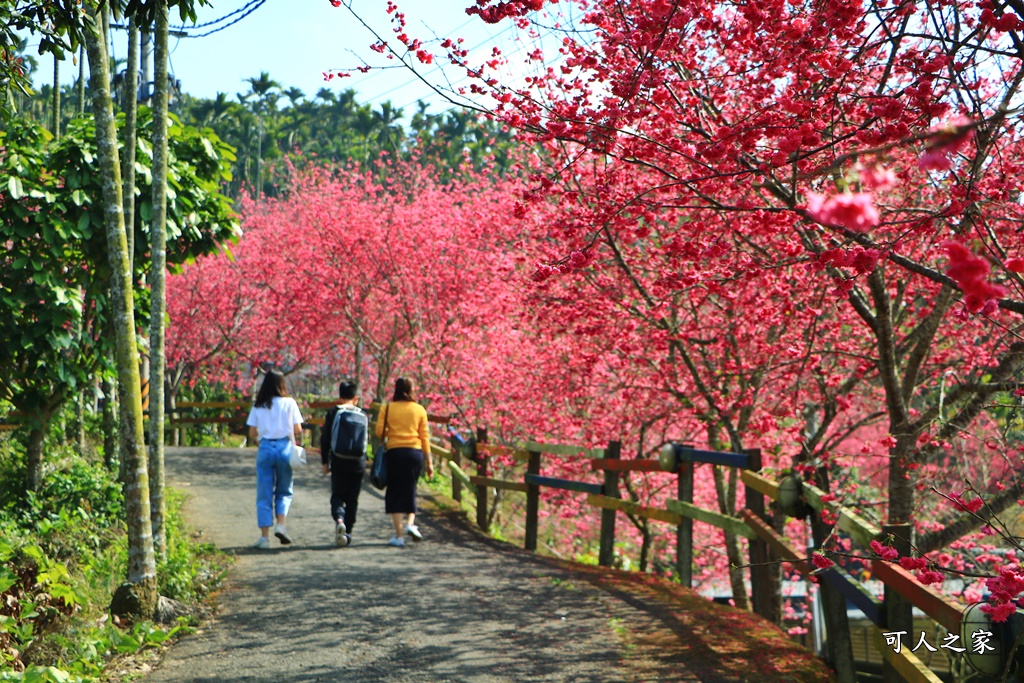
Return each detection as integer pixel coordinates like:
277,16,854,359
805,192,880,231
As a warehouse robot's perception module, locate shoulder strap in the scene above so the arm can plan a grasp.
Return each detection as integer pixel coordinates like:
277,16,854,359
382,402,390,440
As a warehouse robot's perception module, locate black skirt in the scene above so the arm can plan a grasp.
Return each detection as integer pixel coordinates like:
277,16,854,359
384,448,423,514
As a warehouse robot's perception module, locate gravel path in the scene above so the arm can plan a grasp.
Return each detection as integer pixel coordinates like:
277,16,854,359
138,446,833,683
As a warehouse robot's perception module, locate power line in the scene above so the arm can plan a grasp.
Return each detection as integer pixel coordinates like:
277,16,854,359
171,0,265,31
182,0,268,38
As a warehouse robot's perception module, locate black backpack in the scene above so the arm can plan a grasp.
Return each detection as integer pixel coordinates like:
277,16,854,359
329,407,368,458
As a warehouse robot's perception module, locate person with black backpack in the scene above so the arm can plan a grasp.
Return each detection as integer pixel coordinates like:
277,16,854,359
319,378,368,547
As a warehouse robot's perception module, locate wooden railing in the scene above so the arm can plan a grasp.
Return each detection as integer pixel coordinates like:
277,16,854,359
424,433,989,683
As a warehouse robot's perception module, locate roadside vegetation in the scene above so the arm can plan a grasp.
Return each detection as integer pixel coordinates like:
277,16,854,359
0,403,229,683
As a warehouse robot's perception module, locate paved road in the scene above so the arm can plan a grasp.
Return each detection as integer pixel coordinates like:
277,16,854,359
141,447,834,683
141,447,649,683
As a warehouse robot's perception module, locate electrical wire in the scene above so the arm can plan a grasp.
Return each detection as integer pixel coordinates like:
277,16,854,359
170,0,266,31
181,0,268,38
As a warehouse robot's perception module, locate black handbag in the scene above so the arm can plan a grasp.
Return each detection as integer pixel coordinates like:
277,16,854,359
370,403,389,490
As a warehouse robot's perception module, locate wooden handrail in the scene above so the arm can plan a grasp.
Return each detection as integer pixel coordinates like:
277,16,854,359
590,458,665,472
740,509,811,573
470,476,528,493
588,494,682,525
668,500,756,539
524,473,603,495
174,401,249,409
871,560,964,633
523,441,606,459
871,628,945,683
739,470,780,500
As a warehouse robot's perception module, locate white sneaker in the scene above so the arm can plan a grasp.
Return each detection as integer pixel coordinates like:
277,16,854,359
405,524,423,541
253,536,270,549
335,521,349,547
274,524,293,545
388,536,405,547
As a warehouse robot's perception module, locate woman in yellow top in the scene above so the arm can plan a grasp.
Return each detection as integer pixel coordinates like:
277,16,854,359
376,377,435,546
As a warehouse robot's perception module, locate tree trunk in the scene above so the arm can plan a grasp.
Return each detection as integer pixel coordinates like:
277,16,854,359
122,19,140,265
51,54,60,137
102,370,118,470
76,45,86,116
84,1,157,619
713,464,750,611
25,426,45,492
148,0,170,562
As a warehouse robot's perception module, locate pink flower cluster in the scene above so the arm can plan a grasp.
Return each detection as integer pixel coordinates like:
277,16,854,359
944,241,1008,314
948,489,985,513
900,556,928,571
531,251,589,281
817,247,883,275
916,570,945,586
858,164,897,190
980,568,1024,622
806,192,880,231
812,553,835,570
919,116,975,171
870,540,899,561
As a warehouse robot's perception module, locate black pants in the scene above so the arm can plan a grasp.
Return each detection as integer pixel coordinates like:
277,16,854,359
331,462,364,533
384,448,423,514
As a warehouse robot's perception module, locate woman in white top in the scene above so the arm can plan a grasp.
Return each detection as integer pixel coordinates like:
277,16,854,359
246,370,305,549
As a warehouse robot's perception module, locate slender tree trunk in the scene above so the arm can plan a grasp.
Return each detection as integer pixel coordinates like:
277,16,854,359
102,370,119,470
122,19,140,265
51,54,60,137
354,341,363,391
713,464,751,611
708,424,750,611
84,1,157,619
25,426,45,491
141,28,152,106
148,1,170,562
77,46,86,116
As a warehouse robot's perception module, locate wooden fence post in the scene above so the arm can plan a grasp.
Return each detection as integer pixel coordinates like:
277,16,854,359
524,448,541,552
598,440,621,567
677,447,694,588
744,448,776,622
475,427,489,533
450,431,462,504
882,522,914,683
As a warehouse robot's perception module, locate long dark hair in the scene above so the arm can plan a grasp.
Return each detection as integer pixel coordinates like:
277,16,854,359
391,377,415,402
254,370,289,409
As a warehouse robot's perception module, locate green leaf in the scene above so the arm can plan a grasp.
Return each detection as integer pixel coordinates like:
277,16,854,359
76,212,90,235
8,176,24,200
0,567,18,593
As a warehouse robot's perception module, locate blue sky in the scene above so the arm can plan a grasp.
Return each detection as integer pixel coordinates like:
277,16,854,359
30,0,551,118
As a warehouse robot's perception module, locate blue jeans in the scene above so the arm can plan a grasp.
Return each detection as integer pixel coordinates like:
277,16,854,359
255,437,294,528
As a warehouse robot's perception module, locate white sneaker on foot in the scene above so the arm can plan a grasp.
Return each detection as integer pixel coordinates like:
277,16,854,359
274,524,293,545
335,521,349,547
388,536,405,547
405,524,423,541
253,536,270,549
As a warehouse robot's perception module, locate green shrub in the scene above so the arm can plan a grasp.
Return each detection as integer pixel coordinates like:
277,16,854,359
0,452,226,681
